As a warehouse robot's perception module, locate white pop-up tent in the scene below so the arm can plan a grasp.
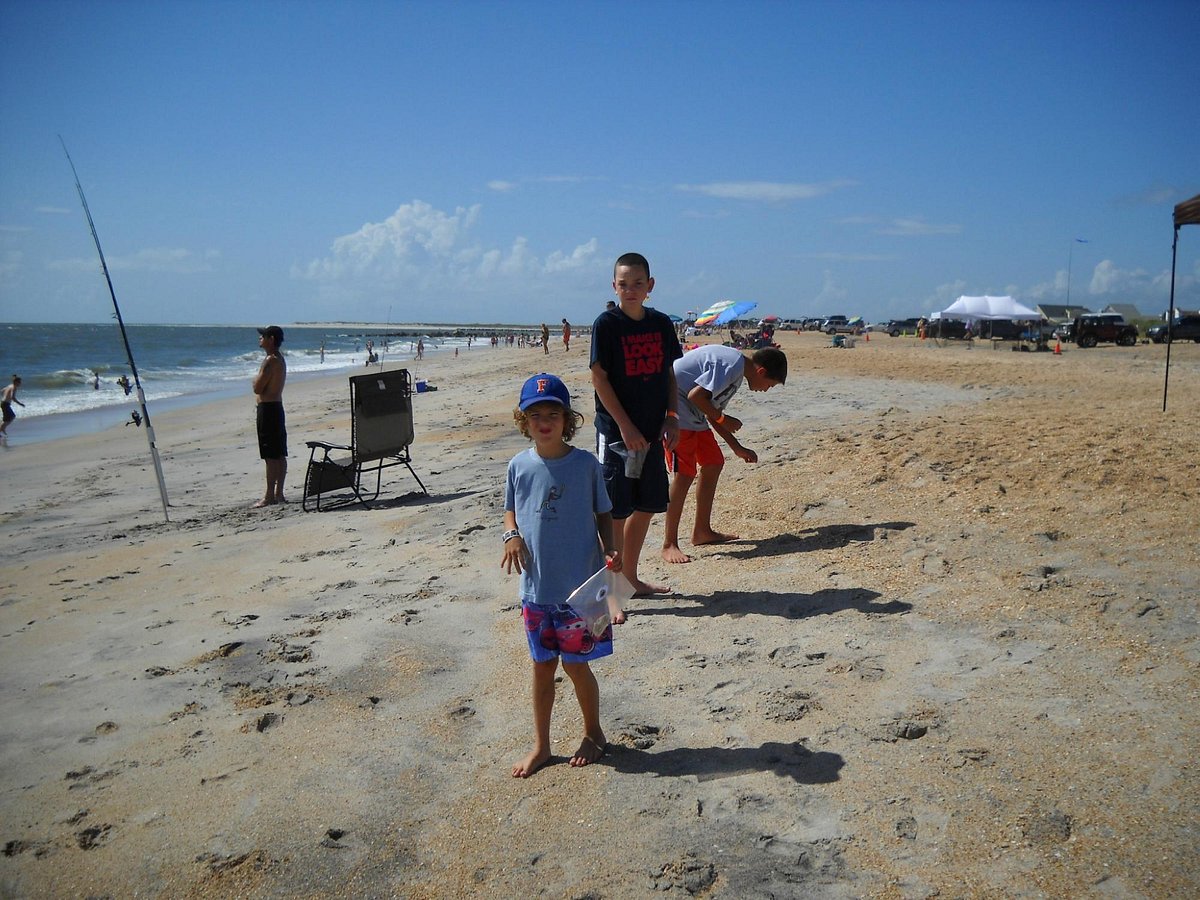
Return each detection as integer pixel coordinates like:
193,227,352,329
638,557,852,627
938,295,1042,320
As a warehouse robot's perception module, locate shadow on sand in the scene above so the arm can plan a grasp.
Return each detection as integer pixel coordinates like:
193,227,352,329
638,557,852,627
604,740,844,784
634,587,911,620
713,521,916,561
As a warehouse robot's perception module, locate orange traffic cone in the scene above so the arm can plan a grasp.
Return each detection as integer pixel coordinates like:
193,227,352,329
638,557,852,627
1054,341,1062,355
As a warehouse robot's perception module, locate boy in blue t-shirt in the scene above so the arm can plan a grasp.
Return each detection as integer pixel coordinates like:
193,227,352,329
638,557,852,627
590,252,684,597
503,372,622,778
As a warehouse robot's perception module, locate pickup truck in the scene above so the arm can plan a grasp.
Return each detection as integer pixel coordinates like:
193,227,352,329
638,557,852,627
1147,315,1200,343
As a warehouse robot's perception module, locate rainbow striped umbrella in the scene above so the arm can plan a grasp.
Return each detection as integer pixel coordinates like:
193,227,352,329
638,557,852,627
695,300,757,327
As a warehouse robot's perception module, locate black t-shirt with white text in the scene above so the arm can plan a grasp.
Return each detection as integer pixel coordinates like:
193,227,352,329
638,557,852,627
589,306,683,441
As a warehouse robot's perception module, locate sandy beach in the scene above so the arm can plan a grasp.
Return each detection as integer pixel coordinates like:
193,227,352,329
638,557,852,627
1,330,1197,898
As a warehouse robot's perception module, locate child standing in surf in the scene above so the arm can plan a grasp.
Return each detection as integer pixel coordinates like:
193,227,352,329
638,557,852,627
502,372,623,777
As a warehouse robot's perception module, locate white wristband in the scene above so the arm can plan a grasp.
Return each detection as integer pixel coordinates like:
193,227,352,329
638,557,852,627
502,528,521,544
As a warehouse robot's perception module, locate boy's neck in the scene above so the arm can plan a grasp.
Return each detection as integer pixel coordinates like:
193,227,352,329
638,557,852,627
534,441,571,460
619,299,647,320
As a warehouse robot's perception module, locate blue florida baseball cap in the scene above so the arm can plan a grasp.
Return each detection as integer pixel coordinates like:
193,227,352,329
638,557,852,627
519,373,571,410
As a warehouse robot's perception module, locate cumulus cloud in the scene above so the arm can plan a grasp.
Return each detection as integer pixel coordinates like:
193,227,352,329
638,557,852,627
675,180,857,202
294,200,598,293
812,269,849,308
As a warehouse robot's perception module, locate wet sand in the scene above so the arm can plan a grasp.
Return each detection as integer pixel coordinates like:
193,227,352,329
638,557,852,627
1,331,1197,897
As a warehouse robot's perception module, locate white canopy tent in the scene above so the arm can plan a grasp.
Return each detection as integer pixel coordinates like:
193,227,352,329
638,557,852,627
937,295,1042,320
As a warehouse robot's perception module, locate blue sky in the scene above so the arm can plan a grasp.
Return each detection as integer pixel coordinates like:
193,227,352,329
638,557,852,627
1,0,1197,326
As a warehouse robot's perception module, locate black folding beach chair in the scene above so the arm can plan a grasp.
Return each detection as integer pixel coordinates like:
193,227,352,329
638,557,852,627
302,368,428,511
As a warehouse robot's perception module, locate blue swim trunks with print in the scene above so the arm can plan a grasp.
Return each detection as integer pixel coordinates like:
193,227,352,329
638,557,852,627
522,601,614,664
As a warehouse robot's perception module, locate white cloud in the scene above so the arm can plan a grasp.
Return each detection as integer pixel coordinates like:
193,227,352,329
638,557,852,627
1088,259,1151,295
931,280,968,306
876,218,961,237
812,270,849,309
488,180,516,192
36,206,72,215
675,180,857,202
295,200,599,292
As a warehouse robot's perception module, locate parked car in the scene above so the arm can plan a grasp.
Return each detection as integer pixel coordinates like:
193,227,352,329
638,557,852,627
926,318,970,339
1147,315,1200,343
1073,314,1138,348
885,317,922,336
821,316,851,334
1052,321,1076,342
976,319,1048,341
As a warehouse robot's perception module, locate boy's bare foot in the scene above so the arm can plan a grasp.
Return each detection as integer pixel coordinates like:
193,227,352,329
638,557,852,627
693,529,739,545
570,735,607,767
512,748,552,778
631,579,671,598
661,543,692,564
251,498,274,509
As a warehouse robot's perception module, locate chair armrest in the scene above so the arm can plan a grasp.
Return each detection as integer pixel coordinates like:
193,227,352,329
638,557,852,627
306,440,351,451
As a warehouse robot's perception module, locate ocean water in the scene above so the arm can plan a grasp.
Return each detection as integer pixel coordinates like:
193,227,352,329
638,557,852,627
0,322,481,446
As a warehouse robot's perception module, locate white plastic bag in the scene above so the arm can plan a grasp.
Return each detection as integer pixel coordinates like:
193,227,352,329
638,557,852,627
565,565,634,638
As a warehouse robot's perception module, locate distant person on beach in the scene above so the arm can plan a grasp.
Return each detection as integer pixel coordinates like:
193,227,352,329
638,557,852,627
541,323,550,355
416,339,424,360
502,372,622,777
320,340,326,363
590,252,683,597
117,375,132,396
561,318,572,352
605,300,616,311
1,375,25,446
661,346,787,564
252,326,287,508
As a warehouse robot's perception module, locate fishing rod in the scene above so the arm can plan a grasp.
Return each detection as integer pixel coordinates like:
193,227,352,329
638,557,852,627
378,303,392,372
60,137,171,523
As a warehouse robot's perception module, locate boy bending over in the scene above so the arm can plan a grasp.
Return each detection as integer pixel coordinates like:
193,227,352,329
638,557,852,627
662,345,787,564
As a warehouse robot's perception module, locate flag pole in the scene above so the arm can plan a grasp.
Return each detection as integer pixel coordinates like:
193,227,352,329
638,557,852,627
1162,225,1179,413
60,138,171,522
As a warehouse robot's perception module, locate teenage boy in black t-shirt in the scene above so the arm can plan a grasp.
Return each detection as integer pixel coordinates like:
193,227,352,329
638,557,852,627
590,252,683,597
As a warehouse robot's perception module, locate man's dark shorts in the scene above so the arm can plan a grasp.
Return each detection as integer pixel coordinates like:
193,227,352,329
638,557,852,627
598,433,669,519
1,402,14,423
256,401,287,460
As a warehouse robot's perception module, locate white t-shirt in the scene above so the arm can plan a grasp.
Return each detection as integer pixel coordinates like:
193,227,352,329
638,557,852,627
673,345,746,431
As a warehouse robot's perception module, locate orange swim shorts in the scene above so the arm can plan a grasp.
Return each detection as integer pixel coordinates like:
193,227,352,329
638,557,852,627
666,428,725,478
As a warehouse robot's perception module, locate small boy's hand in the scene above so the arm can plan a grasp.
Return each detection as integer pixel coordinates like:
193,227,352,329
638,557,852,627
605,549,622,572
501,537,529,574
661,417,680,451
722,415,744,434
734,445,758,464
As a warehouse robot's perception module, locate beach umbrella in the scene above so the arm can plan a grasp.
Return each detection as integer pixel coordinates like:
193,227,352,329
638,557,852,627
667,314,684,323
695,299,757,326
710,301,757,326
761,314,780,323
693,299,735,326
